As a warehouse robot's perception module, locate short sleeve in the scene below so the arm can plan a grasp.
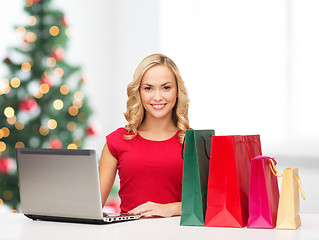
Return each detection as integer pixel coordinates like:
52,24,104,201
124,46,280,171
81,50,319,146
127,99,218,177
105,128,123,159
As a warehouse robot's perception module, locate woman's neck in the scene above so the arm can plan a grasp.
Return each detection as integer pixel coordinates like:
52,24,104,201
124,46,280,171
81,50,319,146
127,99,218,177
138,114,178,140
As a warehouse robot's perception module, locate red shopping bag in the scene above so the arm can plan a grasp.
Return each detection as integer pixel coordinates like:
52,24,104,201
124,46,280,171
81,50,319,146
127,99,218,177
204,135,261,228
247,156,279,229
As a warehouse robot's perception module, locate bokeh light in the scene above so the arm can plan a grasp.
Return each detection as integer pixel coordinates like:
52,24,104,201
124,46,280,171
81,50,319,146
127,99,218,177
47,119,57,130
25,0,33,7
29,16,37,26
44,69,52,78
60,85,69,95
40,83,50,94
15,142,25,148
7,116,17,125
0,79,11,95
34,91,43,99
39,126,49,136
54,67,64,78
49,26,60,36
25,32,37,42
1,127,10,137
10,78,21,88
3,191,13,200
15,121,25,130
21,62,31,72
69,106,79,116
46,57,56,68
53,99,63,110
16,26,26,36
67,143,77,149
0,141,6,152
67,121,77,131
4,107,15,118
74,91,84,100
73,100,82,108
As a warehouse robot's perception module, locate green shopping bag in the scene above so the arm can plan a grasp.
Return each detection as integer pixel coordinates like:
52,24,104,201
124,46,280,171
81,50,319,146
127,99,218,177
180,129,215,226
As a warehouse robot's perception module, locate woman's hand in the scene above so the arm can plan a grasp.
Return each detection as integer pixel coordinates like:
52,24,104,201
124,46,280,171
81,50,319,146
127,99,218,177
128,201,181,218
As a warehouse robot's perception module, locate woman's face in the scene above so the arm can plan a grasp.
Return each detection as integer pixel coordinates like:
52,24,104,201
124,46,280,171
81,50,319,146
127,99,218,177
140,65,177,121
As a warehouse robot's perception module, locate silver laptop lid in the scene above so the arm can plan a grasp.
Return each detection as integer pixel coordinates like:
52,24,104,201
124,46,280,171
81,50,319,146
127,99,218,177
16,148,103,220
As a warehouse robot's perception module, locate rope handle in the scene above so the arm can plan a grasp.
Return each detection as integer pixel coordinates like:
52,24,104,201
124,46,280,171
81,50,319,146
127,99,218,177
251,139,262,155
201,136,210,160
181,138,185,159
240,140,252,161
295,174,306,200
269,158,283,177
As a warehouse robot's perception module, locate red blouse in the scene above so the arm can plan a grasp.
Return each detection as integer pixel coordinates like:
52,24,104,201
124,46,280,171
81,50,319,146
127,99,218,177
106,128,183,213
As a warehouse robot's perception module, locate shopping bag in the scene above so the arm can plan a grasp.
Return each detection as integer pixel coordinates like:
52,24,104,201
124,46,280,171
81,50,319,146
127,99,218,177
276,168,306,230
205,135,262,228
180,129,215,226
247,156,279,229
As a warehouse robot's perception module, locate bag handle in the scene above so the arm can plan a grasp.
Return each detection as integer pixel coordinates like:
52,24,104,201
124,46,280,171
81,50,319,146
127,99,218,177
295,174,306,200
240,140,252,161
251,139,262,155
181,138,185,159
201,136,210,160
269,158,283,177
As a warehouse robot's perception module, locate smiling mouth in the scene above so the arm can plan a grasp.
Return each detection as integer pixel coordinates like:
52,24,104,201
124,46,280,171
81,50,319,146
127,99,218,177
151,104,166,110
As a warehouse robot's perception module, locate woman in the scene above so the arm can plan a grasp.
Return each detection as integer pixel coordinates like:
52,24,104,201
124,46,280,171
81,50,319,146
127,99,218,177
99,53,190,217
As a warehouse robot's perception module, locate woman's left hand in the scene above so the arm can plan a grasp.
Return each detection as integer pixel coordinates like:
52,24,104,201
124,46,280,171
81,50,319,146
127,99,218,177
128,201,181,218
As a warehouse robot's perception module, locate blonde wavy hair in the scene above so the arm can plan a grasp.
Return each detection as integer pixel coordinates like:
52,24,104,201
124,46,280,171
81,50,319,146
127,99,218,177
124,53,190,143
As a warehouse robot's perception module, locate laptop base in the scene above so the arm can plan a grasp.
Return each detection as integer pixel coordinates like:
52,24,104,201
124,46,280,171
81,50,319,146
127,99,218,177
25,213,141,225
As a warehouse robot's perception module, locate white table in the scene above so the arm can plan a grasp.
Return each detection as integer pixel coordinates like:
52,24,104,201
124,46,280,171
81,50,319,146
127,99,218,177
1,214,318,240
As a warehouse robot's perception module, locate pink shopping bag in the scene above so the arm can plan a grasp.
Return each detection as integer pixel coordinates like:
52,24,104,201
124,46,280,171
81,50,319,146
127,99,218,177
247,156,279,228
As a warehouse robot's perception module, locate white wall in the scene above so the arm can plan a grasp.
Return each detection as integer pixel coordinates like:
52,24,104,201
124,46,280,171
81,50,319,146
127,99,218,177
160,0,319,159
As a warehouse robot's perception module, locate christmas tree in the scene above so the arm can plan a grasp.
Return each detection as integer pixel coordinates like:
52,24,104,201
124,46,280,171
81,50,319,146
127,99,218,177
0,0,95,210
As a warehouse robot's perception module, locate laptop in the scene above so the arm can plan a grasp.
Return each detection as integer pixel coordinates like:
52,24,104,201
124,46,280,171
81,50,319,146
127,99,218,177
16,148,141,224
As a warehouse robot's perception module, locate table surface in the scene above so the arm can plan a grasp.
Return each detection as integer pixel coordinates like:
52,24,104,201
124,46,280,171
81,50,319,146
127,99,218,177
1,214,318,240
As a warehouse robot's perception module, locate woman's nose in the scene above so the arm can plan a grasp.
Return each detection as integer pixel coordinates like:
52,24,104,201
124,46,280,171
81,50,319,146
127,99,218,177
153,90,163,101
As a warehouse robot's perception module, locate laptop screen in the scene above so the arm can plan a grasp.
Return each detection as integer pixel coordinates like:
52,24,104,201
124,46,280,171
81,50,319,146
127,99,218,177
16,148,103,220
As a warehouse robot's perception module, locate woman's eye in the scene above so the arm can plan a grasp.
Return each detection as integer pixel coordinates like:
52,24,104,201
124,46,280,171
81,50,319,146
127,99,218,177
163,86,171,90
145,87,152,91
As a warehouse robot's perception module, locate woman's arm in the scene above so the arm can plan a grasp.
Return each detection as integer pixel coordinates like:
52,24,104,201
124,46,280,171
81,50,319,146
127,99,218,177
128,202,181,217
99,142,118,207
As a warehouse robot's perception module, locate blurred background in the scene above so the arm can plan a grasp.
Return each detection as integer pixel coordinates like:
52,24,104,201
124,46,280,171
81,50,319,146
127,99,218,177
0,0,318,213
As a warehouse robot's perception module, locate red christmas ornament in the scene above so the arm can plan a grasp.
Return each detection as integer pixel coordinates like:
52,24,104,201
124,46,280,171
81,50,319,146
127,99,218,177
60,17,69,26
49,139,63,149
19,98,38,111
50,48,64,61
40,76,52,87
86,125,99,136
0,157,15,174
